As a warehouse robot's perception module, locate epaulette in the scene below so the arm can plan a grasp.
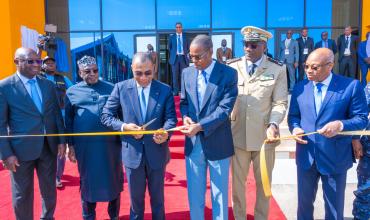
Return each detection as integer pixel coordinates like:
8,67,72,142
267,57,283,66
226,57,242,65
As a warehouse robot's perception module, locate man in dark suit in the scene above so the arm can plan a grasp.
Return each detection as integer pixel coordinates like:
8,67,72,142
0,48,66,219
288,48,368,220
297,27,314,82
358,32,370,87
314,31,337,55
216,39,233,64
337,26,359,78
101,52,177,220
168,22,190,95
180,35,238,219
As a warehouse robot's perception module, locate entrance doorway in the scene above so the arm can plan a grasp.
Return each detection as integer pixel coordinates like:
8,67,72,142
274,29,301,59
157,32,209,85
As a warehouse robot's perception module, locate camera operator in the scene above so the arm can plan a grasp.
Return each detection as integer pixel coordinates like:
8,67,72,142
40,56,73,188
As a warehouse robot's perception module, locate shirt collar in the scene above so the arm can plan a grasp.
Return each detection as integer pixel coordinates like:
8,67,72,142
314,72,332,87
136,81,152,90
246,56,263,68
199,60,216,76
16,71,37,84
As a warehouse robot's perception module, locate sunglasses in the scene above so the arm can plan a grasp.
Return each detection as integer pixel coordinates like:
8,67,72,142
82,69,98,74
189,51,208,61
243,42,261,49
304,62,331,71
17,59,42,65
134,70,152,77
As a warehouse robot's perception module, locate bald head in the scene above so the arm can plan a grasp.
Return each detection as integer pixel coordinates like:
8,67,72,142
14,47,37,60
132,52,153,66
305,48,334,82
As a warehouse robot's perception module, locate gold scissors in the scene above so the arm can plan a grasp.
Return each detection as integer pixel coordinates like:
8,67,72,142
141,118,157,130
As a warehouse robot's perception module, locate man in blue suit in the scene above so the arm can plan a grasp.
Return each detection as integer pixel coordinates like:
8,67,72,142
168,22,190,95
314,31,337,55
101,52,177,220
279,30,299,92
288,48,368,220
180,35,238,220
0,48,66,219
358,32,370,87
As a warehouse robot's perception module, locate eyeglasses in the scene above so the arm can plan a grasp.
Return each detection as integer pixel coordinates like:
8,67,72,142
134,70,152,77
17,59,42,65
304,62,332,71
82,69,99,74
243,42,261,49
189,51,208,61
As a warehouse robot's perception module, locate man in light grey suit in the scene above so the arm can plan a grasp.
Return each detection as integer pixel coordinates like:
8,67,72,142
279,30,299,92
0,48,66,220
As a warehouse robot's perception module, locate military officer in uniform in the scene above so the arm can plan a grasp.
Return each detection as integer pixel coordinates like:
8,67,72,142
227,26,288,220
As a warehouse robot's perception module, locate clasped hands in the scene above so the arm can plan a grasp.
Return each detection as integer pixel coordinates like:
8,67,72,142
123,123,168,144
292,120,343,144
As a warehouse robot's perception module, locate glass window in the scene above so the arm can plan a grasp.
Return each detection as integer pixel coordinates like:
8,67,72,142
69,0,100,31
267,0,303,27
70,32,102,82
267,29,275,59
157,0,210,29
102,0,155,30
306,0,331,27
212,0,265,28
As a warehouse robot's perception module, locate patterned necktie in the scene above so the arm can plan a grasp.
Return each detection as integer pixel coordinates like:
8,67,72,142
140,87,147,121
315,83,324,114
28,79,42,113
249,64,257,76
177,35,182,54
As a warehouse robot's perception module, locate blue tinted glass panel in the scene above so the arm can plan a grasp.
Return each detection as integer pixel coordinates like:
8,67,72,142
306,1,332,27
157,0,210,29
102,0,155,30
212,0,265,28
267,29,275,58
69,0,100,31
267,0,303,27
70,32,102,82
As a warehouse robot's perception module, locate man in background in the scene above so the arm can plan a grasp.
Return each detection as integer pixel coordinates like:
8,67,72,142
297,27,314,82
168,22,190,95
337,26,359,79
314,31,337,55
279,30,299,92
358,32,370,87
216,39,233,64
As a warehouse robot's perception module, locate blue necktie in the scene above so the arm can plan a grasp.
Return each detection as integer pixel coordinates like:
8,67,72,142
28,79,42,113
315,83,323,114
201,70,208,84
140,87,147,121
177,35,182,54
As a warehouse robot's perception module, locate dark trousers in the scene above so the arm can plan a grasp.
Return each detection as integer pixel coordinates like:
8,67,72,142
171,55,188,95
10,140,57,220
339,56,356,78
298,62,306,82
81,195,121,220
125,158,166,220
297,163,346,220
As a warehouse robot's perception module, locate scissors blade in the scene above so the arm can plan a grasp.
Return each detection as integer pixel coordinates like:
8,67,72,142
142,118,157,129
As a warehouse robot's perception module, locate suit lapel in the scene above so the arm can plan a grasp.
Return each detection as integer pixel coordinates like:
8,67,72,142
13,74,41,115
146,80,160,122
317,75,336,119
305,81,317,120
127,79,144,124
36,77,47,114
199,62,221,112
188,67,200,113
